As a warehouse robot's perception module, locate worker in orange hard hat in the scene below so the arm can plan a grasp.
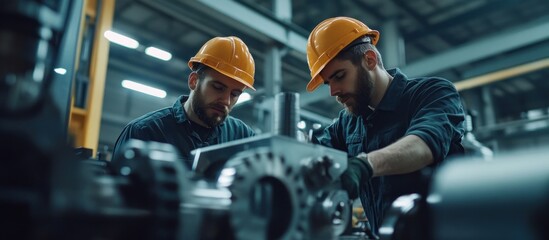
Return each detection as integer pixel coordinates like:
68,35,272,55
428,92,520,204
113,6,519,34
306,17,465,235
112,36,256,169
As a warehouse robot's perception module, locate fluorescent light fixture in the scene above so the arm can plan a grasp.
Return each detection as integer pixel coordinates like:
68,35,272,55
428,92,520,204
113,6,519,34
121,80,166,98
104,30,139,49
145,46,172,61
236,92,251,105
297,120,306,129
54,68,67,75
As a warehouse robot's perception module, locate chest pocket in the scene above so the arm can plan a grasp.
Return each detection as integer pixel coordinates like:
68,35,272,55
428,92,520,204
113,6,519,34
345,134,363,157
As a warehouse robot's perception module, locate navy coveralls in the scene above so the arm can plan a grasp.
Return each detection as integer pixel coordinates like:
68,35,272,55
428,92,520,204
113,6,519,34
111,95,255,169
315,68,465,234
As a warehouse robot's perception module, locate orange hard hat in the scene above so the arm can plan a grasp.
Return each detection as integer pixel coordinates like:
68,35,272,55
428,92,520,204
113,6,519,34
306,17,379,92
188,36,256,90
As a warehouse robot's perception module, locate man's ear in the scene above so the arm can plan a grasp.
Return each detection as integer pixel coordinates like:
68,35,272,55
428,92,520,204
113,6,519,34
188,72,198,90
362,50,377,71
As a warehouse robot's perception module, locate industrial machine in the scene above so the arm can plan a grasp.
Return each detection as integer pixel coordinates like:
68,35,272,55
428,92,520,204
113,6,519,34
378,151,549,240
111,135,353,240
2,1,548,240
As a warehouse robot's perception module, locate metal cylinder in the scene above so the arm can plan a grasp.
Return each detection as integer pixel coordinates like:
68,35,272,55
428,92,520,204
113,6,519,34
274,92,300,139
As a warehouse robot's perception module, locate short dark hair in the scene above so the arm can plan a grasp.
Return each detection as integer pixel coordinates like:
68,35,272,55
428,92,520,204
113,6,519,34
191,63,211,81
335,36,384,69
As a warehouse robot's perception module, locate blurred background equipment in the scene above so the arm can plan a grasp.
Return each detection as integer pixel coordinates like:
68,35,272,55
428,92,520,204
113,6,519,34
461,110,494,160
0,0,81,238
379,150,549,240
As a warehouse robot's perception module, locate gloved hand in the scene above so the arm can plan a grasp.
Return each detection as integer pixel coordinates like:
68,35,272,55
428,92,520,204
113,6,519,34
340,154,373,199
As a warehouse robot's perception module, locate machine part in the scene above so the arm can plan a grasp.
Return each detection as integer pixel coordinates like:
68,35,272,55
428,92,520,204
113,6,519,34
179,179,233,240
192,134,347,182
0,132,65,239
378,194,427,240
113,139,186,239
192,135,350,239
462,114,493,160
306,17,379,92
429,149,549,240
188,36,255,90
301,155,341,189
274,92,300,139
222,148,309,240
0,0,71,115
310,190,352,239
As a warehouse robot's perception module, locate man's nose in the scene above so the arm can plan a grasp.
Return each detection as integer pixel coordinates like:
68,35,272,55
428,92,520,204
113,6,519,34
219,91,231,106
330,83,340,97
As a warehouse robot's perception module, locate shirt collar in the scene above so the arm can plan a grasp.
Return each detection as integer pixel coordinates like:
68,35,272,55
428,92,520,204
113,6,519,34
375,68,407,111
173,95,189,124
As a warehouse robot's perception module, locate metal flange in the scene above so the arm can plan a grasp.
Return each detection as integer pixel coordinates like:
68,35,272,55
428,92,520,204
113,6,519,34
220,147,310,240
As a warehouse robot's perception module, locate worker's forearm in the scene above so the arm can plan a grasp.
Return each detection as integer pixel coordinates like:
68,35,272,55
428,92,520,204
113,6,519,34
364,135,433,177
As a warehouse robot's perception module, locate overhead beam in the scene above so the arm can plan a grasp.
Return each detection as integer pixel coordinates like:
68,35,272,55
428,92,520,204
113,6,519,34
405,0,518,40
401,18,549,77
193,0,307,55
462,42,549,78
454,58,549,91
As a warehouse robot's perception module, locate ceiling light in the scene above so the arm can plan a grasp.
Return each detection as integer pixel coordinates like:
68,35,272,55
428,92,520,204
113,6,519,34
145,46,172,61
312,123,322,130
104,30,139,49
54,68,67,75
236,92,251,105
121,80,166,98
297,120,306,130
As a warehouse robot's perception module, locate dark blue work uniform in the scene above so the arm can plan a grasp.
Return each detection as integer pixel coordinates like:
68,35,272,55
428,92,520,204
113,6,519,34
111,95,255,169
315,68,465,234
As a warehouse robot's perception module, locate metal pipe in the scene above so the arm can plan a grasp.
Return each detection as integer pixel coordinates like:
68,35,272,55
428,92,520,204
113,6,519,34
274,92,299,139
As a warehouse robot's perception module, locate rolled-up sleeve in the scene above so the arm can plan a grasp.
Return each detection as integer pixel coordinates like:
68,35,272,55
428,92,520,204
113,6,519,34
405,79,465,163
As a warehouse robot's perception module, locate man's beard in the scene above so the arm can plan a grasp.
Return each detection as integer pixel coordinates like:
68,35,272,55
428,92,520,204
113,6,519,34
340,66,373,116
192,86,228,127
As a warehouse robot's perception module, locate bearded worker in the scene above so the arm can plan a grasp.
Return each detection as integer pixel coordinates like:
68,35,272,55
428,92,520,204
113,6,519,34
305,17,465,235
112,36,256,169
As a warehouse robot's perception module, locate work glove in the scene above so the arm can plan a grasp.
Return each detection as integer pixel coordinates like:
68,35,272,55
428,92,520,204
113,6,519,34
340,154,373,199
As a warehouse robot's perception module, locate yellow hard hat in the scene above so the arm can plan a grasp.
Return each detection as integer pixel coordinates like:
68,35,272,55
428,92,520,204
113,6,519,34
188,36,256,90
306,17,379,92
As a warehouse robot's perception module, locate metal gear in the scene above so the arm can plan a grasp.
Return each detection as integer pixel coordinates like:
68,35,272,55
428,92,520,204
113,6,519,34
220,147,310,240
118,140,186,240
310,190,352,239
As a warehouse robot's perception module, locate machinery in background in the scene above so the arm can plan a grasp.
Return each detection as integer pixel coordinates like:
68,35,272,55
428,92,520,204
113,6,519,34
462,111,494,160
1,0,83,239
